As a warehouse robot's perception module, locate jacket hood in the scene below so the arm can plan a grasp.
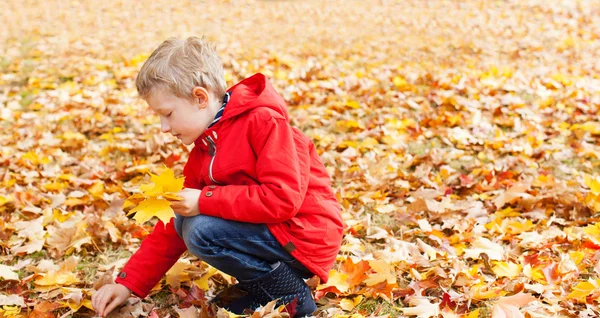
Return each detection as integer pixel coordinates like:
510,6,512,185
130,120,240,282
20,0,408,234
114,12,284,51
194,73,288,149
221,73,289,122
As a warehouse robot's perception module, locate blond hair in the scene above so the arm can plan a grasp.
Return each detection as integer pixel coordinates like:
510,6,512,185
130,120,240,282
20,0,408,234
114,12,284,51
136,37,227,101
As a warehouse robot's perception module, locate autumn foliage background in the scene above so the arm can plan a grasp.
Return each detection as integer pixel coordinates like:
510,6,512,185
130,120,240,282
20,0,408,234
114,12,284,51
3,0,600,317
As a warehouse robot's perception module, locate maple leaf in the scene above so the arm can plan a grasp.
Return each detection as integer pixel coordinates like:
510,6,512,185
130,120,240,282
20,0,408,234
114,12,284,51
125,168,184,225
339,258,370,288
165,261,192,289
316,270,350,295
364,281,397,300
141,169,185,196
364,260,396,286
127,197,175,225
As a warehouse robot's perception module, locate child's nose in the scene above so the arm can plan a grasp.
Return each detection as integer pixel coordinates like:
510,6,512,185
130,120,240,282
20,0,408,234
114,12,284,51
160,118,171,133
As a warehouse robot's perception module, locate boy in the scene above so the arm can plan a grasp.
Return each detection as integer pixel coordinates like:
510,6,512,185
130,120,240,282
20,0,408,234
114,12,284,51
91,37,344,317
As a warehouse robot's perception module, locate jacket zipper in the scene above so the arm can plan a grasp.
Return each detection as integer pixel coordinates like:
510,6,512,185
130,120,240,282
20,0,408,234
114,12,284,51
206,136,222,185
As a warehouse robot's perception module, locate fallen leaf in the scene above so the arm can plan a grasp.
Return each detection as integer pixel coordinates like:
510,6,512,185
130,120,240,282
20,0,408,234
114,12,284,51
398,297,440,318
0,265,18,280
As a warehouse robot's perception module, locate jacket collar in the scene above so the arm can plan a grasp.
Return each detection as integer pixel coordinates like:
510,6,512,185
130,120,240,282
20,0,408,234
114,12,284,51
193,91,231,151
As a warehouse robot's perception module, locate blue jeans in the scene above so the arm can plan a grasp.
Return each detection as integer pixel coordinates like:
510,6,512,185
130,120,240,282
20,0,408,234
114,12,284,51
174,214,313,281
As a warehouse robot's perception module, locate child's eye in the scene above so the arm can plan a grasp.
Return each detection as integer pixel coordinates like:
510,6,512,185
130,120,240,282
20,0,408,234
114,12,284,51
166,112,173,117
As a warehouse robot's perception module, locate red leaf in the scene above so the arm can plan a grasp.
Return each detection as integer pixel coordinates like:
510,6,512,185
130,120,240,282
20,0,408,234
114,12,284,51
439,292,457,310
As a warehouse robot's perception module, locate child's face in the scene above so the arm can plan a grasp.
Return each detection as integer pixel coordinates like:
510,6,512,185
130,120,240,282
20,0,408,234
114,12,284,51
145,87,216,145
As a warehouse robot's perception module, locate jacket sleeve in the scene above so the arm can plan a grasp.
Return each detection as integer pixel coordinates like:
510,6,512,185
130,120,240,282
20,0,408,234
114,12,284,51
114,217,187,298
199,114,310,223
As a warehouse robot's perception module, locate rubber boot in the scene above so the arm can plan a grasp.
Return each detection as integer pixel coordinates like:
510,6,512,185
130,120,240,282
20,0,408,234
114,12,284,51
236,262,317,317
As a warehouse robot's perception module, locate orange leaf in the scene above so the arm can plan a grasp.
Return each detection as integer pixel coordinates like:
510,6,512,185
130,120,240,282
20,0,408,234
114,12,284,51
339,258,370,288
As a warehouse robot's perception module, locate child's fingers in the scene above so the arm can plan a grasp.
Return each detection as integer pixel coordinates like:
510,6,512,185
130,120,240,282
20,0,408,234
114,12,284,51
170,201,183,207
103,295,126,317
171,203,185,213
96,292,111,317
91,289,103,314
91,292,96,313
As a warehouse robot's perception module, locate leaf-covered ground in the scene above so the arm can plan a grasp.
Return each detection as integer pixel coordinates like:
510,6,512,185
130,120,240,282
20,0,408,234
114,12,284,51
2,0,600,317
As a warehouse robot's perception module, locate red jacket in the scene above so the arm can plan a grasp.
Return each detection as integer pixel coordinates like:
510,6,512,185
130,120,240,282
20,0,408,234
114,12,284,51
115,74,344,298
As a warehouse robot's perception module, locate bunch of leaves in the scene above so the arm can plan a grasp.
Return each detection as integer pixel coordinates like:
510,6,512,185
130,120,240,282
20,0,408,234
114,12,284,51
123,168,184,225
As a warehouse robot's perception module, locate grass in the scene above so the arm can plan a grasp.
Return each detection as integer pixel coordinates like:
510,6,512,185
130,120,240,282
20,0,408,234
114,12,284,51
354,298,403,317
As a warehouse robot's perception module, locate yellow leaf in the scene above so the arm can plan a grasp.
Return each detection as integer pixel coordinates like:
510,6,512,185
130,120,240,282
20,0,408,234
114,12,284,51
0,305,21,317
492,261,522,279
584,223,600,243
61,299,93,312
493,207,520,219
359,137,379,149
64,197,86,207
584,174,600,195
339,295,363,311
127,198,174,225
165,261,192,288
194,267,218,291
139,182,162,196
129,53,149,67
317,270,350,293
151,168,185,194
88,182,104,198
43,181,69,191
364,260,396,286
571,122,600,135
470,284,507,300
345,100,361,109
569,251,585,265
336,120,364,131
585,193,600,212
523,264,546,284
52,209,73,223
504,219,534,234
137,168,185,197
59,131,87,141
392,76,408,88
452,243,466,256
568,280,600,302
35,272,79,287
163,193,183,201
467,309,480,318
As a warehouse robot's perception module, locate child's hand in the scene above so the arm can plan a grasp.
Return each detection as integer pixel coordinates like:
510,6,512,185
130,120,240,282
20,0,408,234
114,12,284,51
170,188,201,217
92,283,131,317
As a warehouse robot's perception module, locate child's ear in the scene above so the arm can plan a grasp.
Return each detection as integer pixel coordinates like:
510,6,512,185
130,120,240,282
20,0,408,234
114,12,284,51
192,87,209,109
